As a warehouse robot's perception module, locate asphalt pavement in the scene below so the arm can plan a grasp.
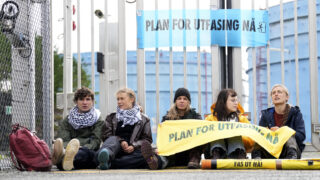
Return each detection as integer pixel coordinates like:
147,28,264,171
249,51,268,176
1,151,320,180
1,168,320,180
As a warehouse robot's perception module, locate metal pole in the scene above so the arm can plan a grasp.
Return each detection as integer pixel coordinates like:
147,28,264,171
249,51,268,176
50,0,54,146
294,0,299,106
280,0,285,84
197,0,201,114
231,0,242,103
63,0,73,118
155,0,160,127
91,0,95,93
266,0,271,107
101,0,110,118
211,0,220,104
183,0,187,88
252,0,257,124
27,0,35,132
77,0,81,89
224,0,228,88
169,0,173,104
308,0,320,150
118,0,127,88
42,0,53,145
136,0,146,111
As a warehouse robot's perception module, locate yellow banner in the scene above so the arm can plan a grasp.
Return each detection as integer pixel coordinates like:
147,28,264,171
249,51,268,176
201,159,320,170
157,120,296,158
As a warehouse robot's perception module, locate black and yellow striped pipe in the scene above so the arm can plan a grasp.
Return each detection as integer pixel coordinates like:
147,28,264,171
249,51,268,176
201,159,320,170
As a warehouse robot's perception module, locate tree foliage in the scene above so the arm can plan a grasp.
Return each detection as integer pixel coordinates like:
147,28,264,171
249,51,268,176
54,51,91,104
0,31,12,81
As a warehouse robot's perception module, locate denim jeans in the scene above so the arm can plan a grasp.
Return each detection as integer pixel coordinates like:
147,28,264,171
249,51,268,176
210,136,245,157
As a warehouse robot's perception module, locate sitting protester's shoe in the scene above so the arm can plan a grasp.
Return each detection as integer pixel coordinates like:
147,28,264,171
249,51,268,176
229,148,246,159
286,148,298,159
212,147,226,159
251,149,262,159
187,149,201,169
98,148,110,170
141,140,158,170
62,138,80,171
52,138,64,165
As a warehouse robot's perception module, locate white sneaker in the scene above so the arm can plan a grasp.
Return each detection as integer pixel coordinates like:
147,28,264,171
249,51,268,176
62,139,80,171
52,138,64,165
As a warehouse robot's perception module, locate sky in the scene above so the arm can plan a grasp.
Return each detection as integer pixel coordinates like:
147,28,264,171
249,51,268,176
52,0,293,54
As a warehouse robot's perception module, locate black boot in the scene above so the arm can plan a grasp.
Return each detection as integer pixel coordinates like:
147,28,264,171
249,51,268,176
251,149,262,159
286,148,298,159
187,149,201,169
228,148,246,159
211,147,226,159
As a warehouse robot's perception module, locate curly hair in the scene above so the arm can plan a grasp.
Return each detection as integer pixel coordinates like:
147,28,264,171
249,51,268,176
213,89,239,121
73,87,94,103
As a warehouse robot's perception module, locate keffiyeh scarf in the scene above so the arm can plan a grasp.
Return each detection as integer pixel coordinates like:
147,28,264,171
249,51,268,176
116,105,142,127
68,106,101,129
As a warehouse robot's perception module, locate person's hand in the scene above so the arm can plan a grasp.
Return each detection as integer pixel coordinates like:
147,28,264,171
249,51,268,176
270,126,279,131
121,141,134,153
121,141,129,150
124,145,134,153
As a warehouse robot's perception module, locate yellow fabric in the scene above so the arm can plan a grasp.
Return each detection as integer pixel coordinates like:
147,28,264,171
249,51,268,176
205,114,255,152
206,103,255,152
157,120,295,158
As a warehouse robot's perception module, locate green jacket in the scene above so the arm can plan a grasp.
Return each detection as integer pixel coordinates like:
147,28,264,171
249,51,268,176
57,116,104,151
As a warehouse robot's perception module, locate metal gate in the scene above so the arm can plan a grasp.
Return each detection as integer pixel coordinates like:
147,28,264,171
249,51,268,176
0,0,52,170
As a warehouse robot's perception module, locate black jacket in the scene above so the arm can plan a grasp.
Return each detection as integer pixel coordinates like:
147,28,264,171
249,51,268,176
101,112,152,149
259,106,306,151
162,108,202,122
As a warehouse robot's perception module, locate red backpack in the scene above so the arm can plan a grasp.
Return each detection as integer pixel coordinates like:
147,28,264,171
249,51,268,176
9,124,52,171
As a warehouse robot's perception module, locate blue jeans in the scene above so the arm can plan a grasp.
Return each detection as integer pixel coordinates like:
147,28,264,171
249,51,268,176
210,136,245,157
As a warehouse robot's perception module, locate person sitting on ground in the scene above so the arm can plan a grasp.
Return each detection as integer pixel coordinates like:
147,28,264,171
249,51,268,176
251,84,305,159
97,88,162,170
162,87,203,169
52,87,104,170
205,89,254,159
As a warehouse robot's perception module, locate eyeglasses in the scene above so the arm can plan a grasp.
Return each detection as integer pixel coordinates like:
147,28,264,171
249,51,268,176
229,99,238,103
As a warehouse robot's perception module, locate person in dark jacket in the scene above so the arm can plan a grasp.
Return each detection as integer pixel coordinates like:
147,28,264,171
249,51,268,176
97,88,161,170
162,87,203,169
252,84,306,159
52,87,104,171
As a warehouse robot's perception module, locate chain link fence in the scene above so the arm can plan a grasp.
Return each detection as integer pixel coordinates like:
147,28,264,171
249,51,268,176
0,0,52,170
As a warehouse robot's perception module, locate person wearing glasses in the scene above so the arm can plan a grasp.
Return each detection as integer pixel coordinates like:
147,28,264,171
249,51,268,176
205,89,254,159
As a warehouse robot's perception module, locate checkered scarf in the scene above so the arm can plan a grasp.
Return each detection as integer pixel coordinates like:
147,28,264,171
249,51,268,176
68,106,101,129
116,105,142,127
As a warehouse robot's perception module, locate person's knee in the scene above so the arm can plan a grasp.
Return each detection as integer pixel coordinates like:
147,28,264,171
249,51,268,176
104,136,118,142
285,136,298,149
74,148,89,162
